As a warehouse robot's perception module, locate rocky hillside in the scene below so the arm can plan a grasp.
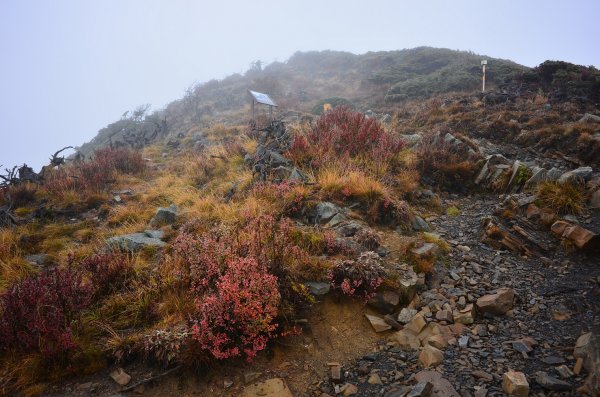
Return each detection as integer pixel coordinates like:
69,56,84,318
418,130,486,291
0,49,599,397
74,47,526,159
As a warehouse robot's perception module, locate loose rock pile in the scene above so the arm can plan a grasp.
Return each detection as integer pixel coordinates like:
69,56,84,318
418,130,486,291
246,120,306,183
309,191,598,396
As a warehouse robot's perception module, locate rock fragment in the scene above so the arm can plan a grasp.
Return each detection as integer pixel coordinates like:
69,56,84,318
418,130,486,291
304,281,330,296
476,288,514,316
365,314,392,332
407,382,433,397
418,345,444,368
151,204,178,226
110,368,131,386
397,308,418,324
414,370,459,396
534,371,572,391
502,371,529,397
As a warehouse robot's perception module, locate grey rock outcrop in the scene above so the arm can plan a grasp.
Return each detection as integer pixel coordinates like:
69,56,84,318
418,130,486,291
107,230,166,251
151,204,178,226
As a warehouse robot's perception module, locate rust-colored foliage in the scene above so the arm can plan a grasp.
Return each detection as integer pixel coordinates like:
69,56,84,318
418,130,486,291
0,266,93,358
44,148,145,198
287,106,405,172
172,215,312,362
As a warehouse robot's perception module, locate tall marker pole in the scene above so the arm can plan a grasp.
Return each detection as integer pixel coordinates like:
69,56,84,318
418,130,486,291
481,60,487,92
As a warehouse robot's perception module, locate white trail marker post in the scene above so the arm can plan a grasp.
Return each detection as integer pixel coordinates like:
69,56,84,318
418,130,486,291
481,60,487,92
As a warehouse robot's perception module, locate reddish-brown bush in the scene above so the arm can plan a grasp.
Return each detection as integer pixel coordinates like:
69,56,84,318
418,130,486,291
353,228,381,250
0,266,93,358
44,148,145,197
416,131,479,189
191,257,280,361
172,215,313,361
80,253,132,296
287,107,405,172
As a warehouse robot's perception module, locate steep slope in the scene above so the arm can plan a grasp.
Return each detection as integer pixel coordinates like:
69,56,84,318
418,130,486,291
0,48,599,397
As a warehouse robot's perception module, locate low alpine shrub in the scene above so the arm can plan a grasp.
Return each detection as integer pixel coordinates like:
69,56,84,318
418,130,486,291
80,253,132,297
287,106,405,174
172,215,313,362
191,257,280,361
328,251,385,301
44,148,145,198
143,325,191,366
353,228,381,251
0,266,93,358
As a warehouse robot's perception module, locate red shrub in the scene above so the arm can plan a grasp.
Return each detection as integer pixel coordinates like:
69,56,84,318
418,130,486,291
191,257,280,361
172,232,232,293
287,106,405,170
44,148,145,197
416,131,479,188
0,266,93,358
173,215,313,361
93,147,145,175
80,253,132,296
328,251,385,301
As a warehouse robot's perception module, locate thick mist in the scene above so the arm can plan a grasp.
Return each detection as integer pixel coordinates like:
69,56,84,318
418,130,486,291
1,0,599,170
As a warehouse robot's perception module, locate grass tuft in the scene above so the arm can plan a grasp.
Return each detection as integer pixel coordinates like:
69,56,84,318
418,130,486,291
535,181,585,215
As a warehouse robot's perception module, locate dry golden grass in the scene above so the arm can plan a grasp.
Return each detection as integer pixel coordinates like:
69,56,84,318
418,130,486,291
394,168,420,195
203,123,241,141
317,166,389,203
0,228,21,263
0,258,36,292
107,203,152,232
536,181,585,215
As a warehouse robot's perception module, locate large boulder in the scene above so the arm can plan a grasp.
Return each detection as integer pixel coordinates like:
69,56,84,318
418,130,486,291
579,113,600,123
368,291,400,314
304,281,330,296
412,215,431,232
418,345,444,368
475,154,513,190
314,202,344,225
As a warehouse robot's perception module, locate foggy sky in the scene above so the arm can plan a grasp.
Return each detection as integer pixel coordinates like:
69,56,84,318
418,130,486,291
1,0,599,171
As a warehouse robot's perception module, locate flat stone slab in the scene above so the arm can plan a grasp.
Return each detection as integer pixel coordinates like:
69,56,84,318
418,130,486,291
364,314,392,332
241,378,293,397
107,232,165,251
